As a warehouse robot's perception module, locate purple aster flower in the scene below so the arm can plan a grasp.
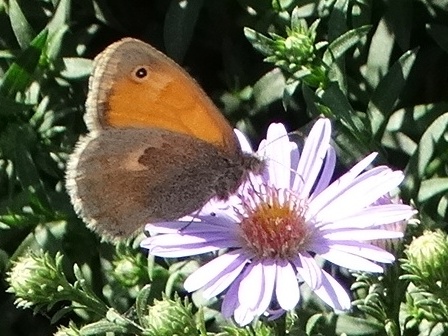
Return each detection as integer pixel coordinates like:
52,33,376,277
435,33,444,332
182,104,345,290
141,119,416,326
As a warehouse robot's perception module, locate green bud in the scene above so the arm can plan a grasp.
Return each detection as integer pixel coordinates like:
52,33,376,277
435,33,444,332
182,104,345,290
405,230,448,282
267,22,319,79
142,294,197,336
6,251,69,309
112,252,147,288
283,30,314,62
245,17,327,88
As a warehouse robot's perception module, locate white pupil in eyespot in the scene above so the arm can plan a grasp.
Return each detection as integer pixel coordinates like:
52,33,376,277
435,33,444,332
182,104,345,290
135,67,147,78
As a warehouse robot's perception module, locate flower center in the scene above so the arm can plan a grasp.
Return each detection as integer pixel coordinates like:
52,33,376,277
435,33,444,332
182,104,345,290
239,186,310,259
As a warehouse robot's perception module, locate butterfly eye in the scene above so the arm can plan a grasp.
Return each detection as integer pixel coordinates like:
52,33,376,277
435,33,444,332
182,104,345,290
131,65,150,82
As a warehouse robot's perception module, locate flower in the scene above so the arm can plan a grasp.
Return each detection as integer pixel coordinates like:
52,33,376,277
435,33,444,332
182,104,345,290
141,119,416,326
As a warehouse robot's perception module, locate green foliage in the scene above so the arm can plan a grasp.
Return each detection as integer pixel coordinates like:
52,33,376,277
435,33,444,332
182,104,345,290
0,0,448,335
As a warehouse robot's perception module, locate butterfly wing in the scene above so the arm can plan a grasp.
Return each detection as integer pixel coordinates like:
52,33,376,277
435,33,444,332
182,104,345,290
86,38,239,154
66,128,245,238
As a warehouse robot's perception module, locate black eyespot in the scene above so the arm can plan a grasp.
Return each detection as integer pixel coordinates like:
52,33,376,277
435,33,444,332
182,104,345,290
131,65,150,83
135,67,148,79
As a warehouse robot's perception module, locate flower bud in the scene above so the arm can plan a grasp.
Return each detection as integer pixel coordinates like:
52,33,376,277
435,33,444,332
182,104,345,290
7,251,68,309
142,294,197,336
405,230,448,282
112,253,147,288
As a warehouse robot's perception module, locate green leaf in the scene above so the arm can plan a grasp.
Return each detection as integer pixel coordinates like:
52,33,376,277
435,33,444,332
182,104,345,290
386,102,448,136
381,131,416,156
327,0,348,42
50,303,75,324
252,68,286,110
305,314,326,335
306,83,377,164
418,178,448,203
302,83,322,117
402,112,448,197
47,0,71,36
320,82,367,140
367,48,418,141
364,17,395,89
290,6,303,31
383,102,448,156
8,0,35,48
60,57,93,79
426,24,448,54
323,25,371,66
0,50,15,59
44,0,71,62
136,284,152,325
0,29,48,97
244,27,274,56
79,320,128,335
336,315,383,335
0,124,53,212
164,0,205,63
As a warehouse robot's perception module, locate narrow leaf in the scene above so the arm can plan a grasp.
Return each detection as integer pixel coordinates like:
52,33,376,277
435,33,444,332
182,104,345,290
80,320,128,335
364,17,395,88
244,27,274,56
61,57,93,79
47,0,71,35
0,29,48,96
8,0,35,48
418,178,448,203
252,68,286,110
402,112,448,196
323,25,371,66
386,102,448,136
336,315,383,334
50,306,74,324
136,284,152,325
320,82,367,139
367,48,418,140
327,0,348,42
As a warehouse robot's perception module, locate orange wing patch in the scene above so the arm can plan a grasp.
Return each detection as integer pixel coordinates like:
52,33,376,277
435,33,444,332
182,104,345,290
106,57,237,151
